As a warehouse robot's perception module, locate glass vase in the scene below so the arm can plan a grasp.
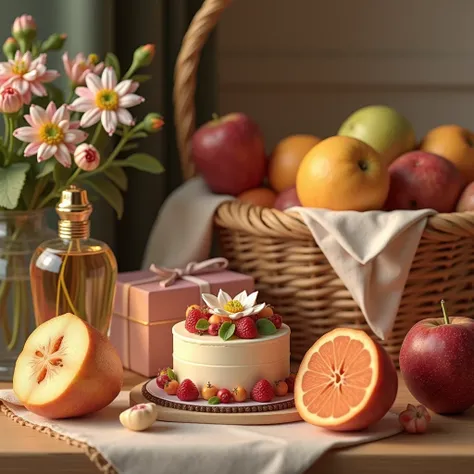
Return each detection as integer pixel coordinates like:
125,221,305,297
0,209,55,381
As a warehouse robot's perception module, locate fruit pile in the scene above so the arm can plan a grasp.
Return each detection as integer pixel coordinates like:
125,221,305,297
191,106,474,213
185,303,283,341
156,367,296,405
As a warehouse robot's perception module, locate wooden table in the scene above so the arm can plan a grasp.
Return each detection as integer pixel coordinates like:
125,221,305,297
1,371,473,474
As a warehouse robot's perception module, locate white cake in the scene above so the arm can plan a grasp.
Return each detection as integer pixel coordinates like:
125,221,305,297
172,321,291,396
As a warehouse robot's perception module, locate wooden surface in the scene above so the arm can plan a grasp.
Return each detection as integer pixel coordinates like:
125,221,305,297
130,380,302,425
1,371,473,474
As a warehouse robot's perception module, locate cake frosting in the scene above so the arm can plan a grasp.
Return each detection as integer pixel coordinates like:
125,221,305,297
172,321,291,396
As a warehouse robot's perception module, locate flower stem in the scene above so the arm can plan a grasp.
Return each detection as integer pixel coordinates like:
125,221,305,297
440,299,450,324
55,240,78,316
90,123,103,146
3,116,9,154
66,87,75,104
8,118,15,155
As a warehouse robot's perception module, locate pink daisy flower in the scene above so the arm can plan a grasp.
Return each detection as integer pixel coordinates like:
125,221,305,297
13,102,88,168
62,52,105,86
0,51,59,104
69,66,144,136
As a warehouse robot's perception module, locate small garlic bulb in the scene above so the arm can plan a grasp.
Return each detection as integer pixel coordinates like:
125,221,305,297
119,403,159,431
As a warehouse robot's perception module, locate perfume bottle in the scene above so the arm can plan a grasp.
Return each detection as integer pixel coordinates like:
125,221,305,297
30,185,118,335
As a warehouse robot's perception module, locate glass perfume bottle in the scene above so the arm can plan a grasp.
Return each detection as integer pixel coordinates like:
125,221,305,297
30,185,118,335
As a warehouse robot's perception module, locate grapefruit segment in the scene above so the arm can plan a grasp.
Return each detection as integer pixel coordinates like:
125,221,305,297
294,328,398,431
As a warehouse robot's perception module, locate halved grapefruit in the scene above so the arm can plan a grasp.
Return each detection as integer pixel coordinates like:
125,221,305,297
294,328,398,431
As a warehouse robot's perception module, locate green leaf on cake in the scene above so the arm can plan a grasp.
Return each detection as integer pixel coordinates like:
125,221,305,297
219,321,235,341
256,318,277,336
196,318,210,331
208,396,220,405
167,368,177,381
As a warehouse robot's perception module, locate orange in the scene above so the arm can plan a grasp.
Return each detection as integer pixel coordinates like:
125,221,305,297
268,134,321,193
237,187,277,208
296,136,389,211
420,125,474,183
294,328,398,431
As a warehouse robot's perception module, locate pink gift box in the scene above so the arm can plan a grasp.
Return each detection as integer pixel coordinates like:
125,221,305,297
109,264,254,377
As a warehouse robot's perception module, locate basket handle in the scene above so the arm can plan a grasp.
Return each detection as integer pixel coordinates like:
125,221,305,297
173,0,231,181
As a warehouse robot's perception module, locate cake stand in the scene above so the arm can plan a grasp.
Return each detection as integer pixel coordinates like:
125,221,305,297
130,379,302,425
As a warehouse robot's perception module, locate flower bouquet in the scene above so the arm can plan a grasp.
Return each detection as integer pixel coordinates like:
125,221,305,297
0,14,164,356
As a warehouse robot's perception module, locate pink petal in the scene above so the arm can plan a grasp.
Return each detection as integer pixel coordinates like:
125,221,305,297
69,97,95,112
119,93,144,108
24,142,41,157
58,119,69,131
116,108,134,126
38,143,57,161
55,143,72,168
115,80,135,96
14,79,29,95
69,121,81,129
93,63,105,75
130,81,139,93
64,129,87,144
46,101,57,119
13,126,39,143
75,87,94,99
23,114,34,127
23,51,32,67
22,89,32,104
75,53,86,62
66,142,76,153
85,73,102,94
29,105,48,126
62,52,72,76
52,105,69,124
29,81,46,97
80,107,101,128
23,69,38,81
41,70,60,82
102,66,117,90
13,51,21,62
101,110,117,136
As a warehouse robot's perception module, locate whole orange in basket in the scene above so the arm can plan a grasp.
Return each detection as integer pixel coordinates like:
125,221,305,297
268,134,321,193
420,125,474,183
237,187,277,208
294,328,398,431
296,136,389,211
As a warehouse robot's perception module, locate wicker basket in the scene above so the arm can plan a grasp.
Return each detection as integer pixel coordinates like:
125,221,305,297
173,0,474,368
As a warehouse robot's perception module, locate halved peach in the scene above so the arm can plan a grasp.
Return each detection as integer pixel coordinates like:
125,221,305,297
13,313,123,419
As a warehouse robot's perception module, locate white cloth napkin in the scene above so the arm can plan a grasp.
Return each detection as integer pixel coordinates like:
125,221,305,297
141,177,233,269
0,390,401,474
291,207,436,339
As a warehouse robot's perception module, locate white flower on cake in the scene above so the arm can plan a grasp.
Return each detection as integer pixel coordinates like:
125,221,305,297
201,289,266,321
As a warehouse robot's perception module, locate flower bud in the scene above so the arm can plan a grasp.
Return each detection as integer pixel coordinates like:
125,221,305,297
143,113,164,133
0,86,23,114
132,44,155,68
12,14,37,42
41,33,67,52
74,143,100,171
3,37,18,60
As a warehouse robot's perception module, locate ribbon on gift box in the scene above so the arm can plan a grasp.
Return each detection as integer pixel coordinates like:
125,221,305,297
117,257,229,368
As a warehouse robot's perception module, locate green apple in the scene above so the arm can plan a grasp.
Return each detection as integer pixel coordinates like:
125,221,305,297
337,105,416,165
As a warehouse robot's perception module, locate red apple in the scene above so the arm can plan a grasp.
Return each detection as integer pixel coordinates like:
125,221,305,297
274,187,301,211
456,181,474,212
191,113,267,196
399,300,474,414
384,151,466,212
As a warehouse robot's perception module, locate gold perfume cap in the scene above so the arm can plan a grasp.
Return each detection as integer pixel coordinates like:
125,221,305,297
56,185,92,239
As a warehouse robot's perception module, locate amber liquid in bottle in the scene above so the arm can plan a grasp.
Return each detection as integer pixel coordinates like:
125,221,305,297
30,186,118,335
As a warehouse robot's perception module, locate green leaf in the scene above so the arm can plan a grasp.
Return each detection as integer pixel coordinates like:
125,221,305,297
219,322,235,341
121,143,139,152
104,166,128,191
36,159,56,179
196,318,210,331
208,396,220,405
53,162,72,187
130,74,152,83
256,318,277,336
167,368,177,381
83,175,124,219
114,153,164,174
0,163,30,209
131,132,148,139
105,52,121,78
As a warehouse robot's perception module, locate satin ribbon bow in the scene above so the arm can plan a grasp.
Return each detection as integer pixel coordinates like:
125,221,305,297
149,257,229,288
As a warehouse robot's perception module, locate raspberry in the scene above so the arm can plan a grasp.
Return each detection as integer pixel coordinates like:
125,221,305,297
208,323,220,336
269,314,282,329
251,379,274,402
176,379,199,401
234,317,257,339
156,373,170,389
